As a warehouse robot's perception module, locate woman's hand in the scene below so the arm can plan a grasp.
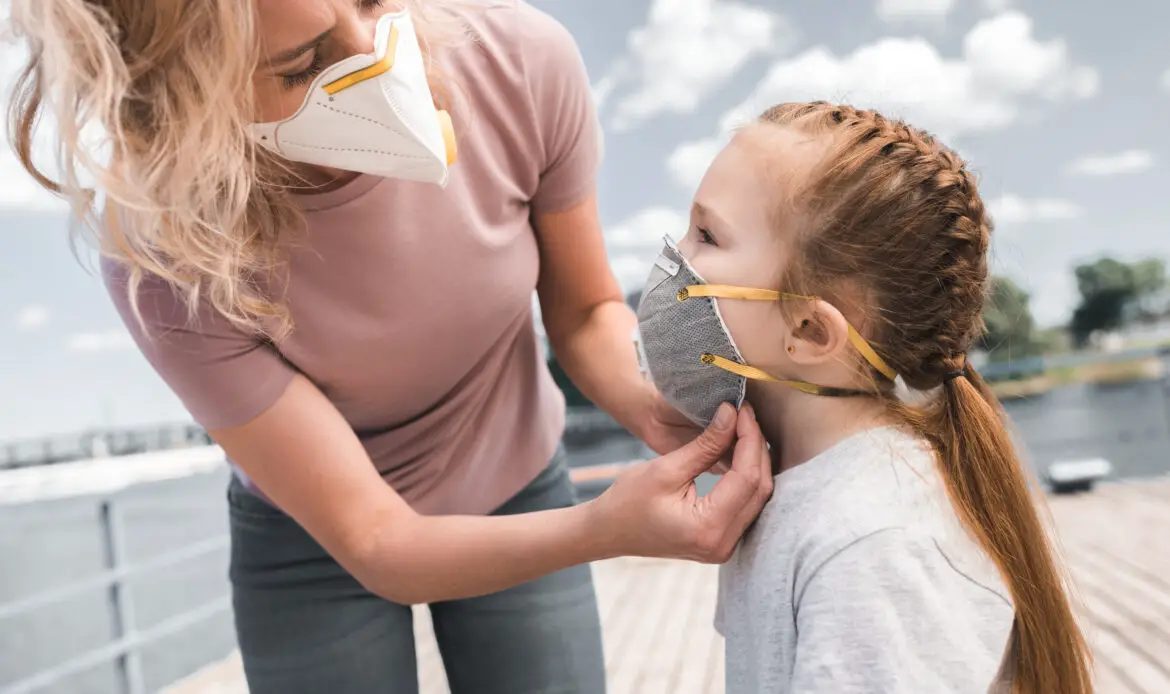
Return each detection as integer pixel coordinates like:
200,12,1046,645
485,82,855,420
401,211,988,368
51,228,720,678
588,402,772,563
637,389,704,455
637,390,733,474
216,377,769,605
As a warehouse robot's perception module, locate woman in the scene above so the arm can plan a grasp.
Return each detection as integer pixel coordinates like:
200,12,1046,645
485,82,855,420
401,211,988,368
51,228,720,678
7,1,774,693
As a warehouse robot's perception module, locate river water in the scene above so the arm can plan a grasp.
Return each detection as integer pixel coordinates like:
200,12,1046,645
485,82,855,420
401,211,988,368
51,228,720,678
3,379,1170,693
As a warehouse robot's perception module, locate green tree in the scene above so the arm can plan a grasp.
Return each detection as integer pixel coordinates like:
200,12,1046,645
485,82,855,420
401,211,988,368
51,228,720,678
1068,257,1166,347
1130,258,1167,322
979,276,1041,362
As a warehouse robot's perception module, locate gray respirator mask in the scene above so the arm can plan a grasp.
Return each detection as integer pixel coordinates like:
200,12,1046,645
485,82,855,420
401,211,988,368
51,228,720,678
633,237,898,426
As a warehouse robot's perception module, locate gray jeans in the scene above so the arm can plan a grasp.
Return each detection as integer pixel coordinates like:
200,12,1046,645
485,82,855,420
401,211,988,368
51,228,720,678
226,449,607,694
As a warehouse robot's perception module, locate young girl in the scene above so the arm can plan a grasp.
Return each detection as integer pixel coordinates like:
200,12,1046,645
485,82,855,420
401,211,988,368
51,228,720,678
635,101,1092,693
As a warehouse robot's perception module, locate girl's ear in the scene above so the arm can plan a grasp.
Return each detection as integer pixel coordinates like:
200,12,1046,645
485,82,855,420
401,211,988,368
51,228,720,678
782,299,850,365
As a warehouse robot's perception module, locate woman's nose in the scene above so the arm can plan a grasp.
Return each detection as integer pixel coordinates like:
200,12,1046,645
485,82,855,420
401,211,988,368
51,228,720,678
331,14,379,58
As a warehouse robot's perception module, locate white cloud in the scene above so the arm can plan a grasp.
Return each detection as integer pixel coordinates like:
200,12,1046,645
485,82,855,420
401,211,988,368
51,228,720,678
591,74,618,114
1026,269,1076,328
982,0,1013,11
68,330,134,353
609,253,657,295
15,305,49,331
598,0,795,132
666,136,726,190
0,38,107,214
875,0,955,23
988,194,1083,224
0,153,69,212
668,11,1099,187
1066,150,1154,177
605,207,690,292
0,40,69,213
607,207,689,249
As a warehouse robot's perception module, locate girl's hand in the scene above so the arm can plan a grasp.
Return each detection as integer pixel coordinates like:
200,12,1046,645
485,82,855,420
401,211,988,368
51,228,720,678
588,402,772,563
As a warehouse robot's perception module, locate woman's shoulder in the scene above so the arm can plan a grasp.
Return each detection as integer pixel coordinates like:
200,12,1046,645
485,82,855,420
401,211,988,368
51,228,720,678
449,1,591,110
459,1,582,63
442,1,600,212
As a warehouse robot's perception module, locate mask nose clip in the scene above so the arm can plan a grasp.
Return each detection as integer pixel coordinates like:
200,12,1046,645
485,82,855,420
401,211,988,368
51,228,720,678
322,24,401,96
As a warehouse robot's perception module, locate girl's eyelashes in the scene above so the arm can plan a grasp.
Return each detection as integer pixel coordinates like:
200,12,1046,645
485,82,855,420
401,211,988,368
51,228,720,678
281,51,325,90
697,227,717,246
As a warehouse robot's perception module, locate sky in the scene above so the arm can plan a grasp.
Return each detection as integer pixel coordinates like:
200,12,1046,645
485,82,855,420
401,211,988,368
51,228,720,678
1,0,1168,439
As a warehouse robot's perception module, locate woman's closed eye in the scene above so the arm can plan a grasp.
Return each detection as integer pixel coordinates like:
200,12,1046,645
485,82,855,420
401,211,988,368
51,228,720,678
278,0,386,90
281,51,325,89
697,227,717,246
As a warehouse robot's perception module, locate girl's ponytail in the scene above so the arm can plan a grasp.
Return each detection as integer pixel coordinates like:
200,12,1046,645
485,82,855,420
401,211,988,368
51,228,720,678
927,363,1092,694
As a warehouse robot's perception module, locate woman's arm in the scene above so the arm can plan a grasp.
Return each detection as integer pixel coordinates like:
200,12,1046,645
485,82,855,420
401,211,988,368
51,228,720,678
519,8,702,453
535,196,703,456
534,195,657,434
213,374,772,605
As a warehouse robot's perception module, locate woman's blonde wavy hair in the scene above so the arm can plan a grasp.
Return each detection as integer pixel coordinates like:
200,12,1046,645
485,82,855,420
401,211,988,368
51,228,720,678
7,0,475,339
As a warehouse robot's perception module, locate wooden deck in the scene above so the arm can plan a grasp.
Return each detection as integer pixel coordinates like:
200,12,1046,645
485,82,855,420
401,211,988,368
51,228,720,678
167,476,1170,694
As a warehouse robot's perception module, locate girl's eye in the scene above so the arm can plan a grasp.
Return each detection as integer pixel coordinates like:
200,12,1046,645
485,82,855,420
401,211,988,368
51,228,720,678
697,227,717,246
360,0,386,8
281,52,325,90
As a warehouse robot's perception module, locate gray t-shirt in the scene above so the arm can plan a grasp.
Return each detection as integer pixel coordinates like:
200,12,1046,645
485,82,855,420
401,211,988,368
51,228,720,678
716,426,1015,693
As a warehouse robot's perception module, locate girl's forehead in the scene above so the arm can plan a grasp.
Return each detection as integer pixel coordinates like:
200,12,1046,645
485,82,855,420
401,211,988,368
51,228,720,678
696,126,828,244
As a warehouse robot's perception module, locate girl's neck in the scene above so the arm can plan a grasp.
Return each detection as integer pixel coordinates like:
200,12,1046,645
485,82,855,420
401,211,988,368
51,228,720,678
748,382,892,475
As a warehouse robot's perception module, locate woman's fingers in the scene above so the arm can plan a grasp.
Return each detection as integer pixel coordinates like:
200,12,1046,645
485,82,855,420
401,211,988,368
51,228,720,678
587,401,771,564
692,403,772,562
659,403,738,484
723,404,773,549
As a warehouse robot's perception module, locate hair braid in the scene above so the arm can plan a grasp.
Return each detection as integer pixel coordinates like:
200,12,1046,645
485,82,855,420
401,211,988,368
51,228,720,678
762,101,993,388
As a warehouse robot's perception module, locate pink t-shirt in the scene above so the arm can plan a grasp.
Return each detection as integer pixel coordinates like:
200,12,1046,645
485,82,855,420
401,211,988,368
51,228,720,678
102,1,599,515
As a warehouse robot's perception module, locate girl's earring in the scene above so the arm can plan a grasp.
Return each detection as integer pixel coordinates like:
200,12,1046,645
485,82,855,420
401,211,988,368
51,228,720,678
786,345,796,355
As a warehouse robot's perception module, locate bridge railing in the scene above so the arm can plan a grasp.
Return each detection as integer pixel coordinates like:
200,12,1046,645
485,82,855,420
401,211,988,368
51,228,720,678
0,423,213,471
0,446,642,694
0,497,230,694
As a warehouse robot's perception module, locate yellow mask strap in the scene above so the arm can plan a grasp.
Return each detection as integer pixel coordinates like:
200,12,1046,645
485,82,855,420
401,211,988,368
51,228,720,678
681,284,898,382
700,354,876,398
436,109,457,165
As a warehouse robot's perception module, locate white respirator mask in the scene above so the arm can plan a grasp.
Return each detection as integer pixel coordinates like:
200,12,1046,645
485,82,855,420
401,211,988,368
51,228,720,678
251,9,457,186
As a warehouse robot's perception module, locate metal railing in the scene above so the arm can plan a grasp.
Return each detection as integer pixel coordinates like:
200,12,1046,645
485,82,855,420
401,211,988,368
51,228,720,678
0,498,230,694
0,423,212,471
0,456,632,694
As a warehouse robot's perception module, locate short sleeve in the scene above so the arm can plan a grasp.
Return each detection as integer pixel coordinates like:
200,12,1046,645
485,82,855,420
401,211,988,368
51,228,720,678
102,256,296,431
792,528,1013,693
517,4,601,215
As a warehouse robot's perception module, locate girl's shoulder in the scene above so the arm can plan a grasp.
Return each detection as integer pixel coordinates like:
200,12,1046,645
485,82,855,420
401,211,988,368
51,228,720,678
748,426,1007,602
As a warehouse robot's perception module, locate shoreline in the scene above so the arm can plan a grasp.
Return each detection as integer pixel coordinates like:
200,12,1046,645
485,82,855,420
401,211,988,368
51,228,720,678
990,355,1165,400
